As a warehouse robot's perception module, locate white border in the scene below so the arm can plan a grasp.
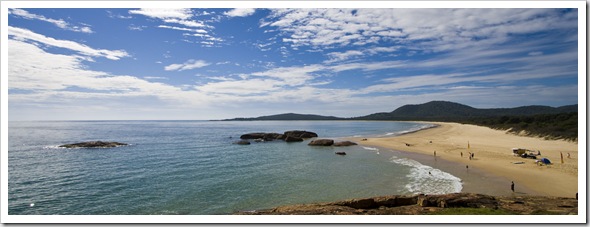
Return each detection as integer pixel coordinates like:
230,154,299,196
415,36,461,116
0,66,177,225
1,0,586,224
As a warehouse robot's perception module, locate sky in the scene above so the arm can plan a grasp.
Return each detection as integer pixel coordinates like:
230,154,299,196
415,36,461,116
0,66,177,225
4,4,581,120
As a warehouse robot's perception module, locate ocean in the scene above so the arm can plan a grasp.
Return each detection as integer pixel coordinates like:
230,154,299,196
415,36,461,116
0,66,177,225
7,120,462,215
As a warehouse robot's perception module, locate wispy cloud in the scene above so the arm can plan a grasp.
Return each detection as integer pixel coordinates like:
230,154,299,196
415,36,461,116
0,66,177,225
128,8,209,28
158,25,207,33
8,26,128,60
165,59,210,71
129,8,222,46
264,8,577,53
9,8,93,33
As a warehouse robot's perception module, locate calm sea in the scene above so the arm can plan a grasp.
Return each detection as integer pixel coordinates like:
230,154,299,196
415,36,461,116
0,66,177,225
8,120,461,215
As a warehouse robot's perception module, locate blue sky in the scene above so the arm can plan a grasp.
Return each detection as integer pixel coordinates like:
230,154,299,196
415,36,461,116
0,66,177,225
5,5,581,120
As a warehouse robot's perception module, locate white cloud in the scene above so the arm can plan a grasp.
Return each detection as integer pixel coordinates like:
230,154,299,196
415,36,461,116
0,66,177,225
165,59,210,71
224,8,256,17
8,38,213,110
9,8,93,33
8,26,128,60
128,8,193,20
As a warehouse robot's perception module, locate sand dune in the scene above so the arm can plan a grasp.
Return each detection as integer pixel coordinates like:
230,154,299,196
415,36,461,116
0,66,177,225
355,122,579,198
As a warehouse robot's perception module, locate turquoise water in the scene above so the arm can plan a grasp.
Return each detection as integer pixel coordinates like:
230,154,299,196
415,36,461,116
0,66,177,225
8,120,461,215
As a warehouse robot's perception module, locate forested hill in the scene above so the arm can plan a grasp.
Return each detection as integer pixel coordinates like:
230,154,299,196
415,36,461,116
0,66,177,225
353,101,577,121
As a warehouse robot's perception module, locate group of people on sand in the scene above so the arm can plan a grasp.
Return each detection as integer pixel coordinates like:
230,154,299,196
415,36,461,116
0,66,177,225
458,151,475,160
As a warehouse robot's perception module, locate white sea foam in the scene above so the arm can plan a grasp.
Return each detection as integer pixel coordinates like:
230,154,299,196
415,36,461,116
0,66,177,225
43,145,65,150
389,156,462,195
379,124,438,137
362,146,380,154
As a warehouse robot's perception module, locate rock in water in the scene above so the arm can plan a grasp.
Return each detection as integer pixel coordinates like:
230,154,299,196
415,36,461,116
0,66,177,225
284,130,318,139
284,136,304,142
308,139,334,146
59,141,128,148
333,141,357,146
239,133,268,140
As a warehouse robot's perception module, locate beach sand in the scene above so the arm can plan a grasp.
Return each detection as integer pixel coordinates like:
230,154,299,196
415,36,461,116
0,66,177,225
353,122,578,198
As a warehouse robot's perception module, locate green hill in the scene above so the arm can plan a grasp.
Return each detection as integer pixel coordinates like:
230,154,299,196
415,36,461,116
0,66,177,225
354,101,577,121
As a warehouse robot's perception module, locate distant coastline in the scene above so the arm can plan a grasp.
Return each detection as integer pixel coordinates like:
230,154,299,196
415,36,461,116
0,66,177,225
219,101,578,141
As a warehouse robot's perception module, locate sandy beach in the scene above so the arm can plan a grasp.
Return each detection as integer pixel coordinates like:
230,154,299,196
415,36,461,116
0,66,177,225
354,122,579,198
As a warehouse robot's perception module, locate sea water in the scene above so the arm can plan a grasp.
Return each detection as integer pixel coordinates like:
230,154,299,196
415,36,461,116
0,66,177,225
7,120,461,215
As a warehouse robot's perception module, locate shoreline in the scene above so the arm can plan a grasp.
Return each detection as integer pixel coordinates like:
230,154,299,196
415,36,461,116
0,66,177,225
350,122,578,198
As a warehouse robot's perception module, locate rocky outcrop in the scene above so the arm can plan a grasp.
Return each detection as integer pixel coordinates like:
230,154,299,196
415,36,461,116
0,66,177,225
416,193,498,209
240,133,268,140
59,141,128,148
237,131,357,148
333,141,357,146
284,130,318,139
238,131,318,143
308,139,334,146
236,193,578,215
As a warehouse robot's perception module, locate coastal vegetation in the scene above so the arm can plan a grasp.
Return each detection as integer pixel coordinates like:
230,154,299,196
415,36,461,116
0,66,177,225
459,112,578,141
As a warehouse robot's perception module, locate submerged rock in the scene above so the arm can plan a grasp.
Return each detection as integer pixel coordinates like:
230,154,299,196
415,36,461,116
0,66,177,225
234,140,251,145
59,141,128,148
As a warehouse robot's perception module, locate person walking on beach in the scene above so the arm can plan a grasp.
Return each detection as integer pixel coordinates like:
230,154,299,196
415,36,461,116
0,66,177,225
434,151,436,156
511,181,515,192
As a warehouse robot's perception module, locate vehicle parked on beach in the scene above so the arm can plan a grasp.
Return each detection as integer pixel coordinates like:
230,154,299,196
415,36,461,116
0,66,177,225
512,148,538,159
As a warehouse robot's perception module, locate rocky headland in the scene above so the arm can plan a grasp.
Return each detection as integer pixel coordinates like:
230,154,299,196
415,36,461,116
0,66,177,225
236,193,577,215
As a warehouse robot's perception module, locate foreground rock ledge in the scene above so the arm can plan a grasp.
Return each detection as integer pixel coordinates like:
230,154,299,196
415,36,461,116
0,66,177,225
235,193,578,215
59,141,128,148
